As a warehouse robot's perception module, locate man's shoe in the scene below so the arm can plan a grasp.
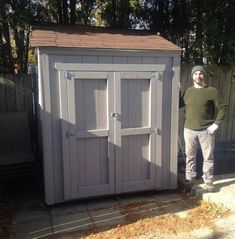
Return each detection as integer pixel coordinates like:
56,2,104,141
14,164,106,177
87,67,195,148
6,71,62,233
205,182,215,192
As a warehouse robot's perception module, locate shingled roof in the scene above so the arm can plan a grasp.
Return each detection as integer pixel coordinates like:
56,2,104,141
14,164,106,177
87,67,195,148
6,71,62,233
31,25,181,51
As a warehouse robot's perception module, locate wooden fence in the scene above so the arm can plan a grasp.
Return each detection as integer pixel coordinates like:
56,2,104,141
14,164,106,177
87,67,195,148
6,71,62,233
0,74,39,178
0,66,235,146
0,74,37,147
0,74,34,113
179,65,235,143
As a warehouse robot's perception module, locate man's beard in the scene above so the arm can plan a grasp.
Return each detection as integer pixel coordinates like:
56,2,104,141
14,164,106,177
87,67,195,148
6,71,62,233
194,78,203,85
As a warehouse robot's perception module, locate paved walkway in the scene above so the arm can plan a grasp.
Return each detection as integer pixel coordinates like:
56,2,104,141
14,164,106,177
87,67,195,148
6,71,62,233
192,173,235,212
3,173,235,239
9,191,191,239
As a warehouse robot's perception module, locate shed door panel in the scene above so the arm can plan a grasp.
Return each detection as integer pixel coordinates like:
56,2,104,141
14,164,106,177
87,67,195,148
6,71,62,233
60,68,162,199
61,72,115,200
115,72,157,193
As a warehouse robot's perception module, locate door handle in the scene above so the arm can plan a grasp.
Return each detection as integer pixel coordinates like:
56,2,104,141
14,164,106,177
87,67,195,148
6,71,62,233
111,112,121,121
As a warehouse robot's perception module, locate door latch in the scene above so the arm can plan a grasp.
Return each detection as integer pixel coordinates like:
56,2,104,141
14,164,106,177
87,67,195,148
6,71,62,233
111,112,121,121
66,132,76,138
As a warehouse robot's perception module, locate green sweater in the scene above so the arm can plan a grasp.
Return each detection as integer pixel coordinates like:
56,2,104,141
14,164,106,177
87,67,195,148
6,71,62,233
182,86,226,130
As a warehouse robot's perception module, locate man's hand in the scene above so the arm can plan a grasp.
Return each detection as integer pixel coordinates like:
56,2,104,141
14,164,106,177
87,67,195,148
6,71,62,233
207,123,218,134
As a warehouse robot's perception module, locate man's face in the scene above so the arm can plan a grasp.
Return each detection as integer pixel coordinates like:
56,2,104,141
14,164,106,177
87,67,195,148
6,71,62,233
193,70,205,86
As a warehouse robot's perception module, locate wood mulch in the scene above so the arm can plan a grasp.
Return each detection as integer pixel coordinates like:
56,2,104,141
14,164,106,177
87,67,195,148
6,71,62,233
81,200,230,239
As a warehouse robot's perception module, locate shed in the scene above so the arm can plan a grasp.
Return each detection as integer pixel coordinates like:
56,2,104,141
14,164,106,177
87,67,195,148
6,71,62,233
31,25,181,205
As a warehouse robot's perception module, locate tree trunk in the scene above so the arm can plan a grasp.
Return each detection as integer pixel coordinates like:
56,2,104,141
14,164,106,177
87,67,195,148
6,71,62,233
118,0,130,29
62,0,69,24
70,0,76,24
195,0,203,64
57,0,63,24
1,6,13,72
111,0,117,27
13,27,25,73
23,26,30,73
0,27,4,70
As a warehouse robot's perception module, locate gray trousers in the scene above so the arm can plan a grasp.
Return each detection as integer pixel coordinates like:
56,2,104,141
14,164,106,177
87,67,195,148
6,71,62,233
184,128,215,183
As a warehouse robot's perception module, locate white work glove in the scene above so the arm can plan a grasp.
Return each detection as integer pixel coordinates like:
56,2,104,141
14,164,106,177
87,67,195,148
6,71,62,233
207,123,218,134
178,83,182,89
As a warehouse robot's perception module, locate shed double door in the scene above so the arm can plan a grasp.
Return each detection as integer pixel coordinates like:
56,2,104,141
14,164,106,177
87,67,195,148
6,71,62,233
60,67,162,200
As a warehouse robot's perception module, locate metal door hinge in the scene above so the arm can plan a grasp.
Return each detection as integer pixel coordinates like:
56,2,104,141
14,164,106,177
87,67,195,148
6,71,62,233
151,72,163,81
151,128,162,135
63,71,71,80
156,128,161,135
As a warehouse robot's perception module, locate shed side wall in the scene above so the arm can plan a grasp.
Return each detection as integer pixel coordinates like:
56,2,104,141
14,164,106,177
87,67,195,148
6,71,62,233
39,51,55,205
170,56,181,188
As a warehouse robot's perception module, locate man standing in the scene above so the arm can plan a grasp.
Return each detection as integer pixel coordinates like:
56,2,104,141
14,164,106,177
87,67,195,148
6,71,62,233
180,65,226,192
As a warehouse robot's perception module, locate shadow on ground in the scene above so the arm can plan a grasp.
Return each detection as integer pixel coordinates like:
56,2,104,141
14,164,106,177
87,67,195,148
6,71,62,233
0,176,203,239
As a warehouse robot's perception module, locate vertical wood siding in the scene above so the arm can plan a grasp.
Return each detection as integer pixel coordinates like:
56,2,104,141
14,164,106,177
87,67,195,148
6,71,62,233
75,79,107,130
122,135,150,182
121,79,149,128
121,78,150,182
156,57,172,189
75,79,108,186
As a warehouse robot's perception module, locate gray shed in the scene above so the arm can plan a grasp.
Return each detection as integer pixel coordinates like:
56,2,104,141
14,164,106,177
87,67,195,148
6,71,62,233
31,26,181,205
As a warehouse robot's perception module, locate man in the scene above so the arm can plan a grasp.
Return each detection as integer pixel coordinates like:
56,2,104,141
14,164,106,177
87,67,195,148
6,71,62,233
180,65,226,192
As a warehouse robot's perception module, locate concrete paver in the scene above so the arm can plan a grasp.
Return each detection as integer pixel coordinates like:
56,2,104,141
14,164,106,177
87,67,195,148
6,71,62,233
193,174,235,212
4,173,235,239
9,199,51,239
215,214,235,239
51,211,92,234
50,203,87,216
8,191,188,239
89,207,124,228
10,218,52,239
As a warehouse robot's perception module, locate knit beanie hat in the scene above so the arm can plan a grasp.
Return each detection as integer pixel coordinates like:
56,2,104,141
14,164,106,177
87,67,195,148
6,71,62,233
191,65,205,76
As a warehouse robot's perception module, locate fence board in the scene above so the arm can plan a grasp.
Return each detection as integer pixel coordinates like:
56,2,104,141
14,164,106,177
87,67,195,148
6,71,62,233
5,74,16,112
24,75,33,115
1,67,235,145
0,74,32,113
16,75,25,111
226,69,235,141
179,65,235,143
0,74,36,171
220,69,232,141
0,75,6,112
